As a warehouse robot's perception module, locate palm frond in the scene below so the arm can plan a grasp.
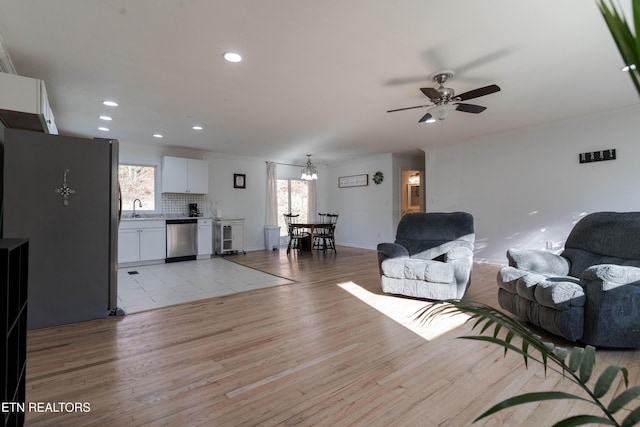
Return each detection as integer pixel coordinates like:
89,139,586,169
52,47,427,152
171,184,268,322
415,300,639,426
598,0,640,96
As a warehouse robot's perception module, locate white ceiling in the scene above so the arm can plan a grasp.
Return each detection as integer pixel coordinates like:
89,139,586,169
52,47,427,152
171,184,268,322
0,0,637,166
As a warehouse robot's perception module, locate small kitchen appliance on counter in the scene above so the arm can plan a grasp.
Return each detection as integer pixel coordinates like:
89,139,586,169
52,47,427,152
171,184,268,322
189,203,199,217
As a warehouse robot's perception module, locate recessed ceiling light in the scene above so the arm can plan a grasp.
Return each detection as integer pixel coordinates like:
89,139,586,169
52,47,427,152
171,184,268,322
621,64,637,72
102,100,118,107
99,115,112,121
153,134,163,138
98,127,109,132
223,52,242,63
425,118,437,124
192,125,203,130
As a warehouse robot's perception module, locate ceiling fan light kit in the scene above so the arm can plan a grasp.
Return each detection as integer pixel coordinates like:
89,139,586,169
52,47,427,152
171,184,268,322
387,69,500,124
428,104,456,121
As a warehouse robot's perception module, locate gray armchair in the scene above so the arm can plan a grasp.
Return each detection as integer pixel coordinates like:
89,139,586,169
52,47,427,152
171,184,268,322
497,211,640,348
377,212,475,300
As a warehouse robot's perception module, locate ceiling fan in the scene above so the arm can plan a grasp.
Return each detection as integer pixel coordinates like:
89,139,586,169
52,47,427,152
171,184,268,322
387,70,500,123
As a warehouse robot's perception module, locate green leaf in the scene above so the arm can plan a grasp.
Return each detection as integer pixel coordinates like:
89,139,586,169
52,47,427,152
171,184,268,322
609,385,640,414
594,365,622,398
554,347,568,363
622,405,640,427
568,347,584,372
475,391,590,421
579,346,595,383
551,414,617,426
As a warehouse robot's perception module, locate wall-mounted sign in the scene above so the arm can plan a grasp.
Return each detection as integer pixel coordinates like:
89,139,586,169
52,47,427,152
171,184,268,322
338,174,368,188
579,149,616,164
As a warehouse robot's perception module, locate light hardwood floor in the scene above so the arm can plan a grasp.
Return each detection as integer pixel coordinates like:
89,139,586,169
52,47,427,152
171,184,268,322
25,247,640,426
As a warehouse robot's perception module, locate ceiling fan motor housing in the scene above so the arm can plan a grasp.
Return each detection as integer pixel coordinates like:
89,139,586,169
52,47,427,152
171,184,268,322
437,86,455,103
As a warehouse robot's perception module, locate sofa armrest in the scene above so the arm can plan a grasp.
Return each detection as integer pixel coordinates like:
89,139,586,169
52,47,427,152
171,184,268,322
582,264,640,290
377,242,409,259
377,242,409,275
445,246,473,262
506,248,570,275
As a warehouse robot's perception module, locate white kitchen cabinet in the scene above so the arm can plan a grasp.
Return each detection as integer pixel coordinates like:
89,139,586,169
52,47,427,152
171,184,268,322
187,160,209,194
139,226,167,261
118,220,166,265
197,218,213,259
161,156,209,194
0,73,57,134
117,228,140,263
214,218,245,256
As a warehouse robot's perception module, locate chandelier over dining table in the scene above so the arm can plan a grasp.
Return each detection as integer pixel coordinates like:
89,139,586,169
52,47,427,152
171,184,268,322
301,154,318,180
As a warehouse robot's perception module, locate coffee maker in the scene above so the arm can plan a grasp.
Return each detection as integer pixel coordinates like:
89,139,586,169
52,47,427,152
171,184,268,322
188,203,199,217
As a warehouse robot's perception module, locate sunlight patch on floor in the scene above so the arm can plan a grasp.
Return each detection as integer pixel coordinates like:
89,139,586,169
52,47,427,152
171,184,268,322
337,281,469,341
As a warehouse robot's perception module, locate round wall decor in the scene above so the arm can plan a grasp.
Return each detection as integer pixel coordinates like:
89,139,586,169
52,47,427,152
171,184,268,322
373,171,384,185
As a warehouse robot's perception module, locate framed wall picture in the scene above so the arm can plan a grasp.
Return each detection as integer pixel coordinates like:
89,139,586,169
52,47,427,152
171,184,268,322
338,174,368,188
234,173,246,189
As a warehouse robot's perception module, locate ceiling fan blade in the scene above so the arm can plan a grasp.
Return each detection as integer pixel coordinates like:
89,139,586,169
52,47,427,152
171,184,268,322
387,105,429,113
420,87,441,101
385,76,429,86
456,84,501,101
455,103,487,114
418,112,433,123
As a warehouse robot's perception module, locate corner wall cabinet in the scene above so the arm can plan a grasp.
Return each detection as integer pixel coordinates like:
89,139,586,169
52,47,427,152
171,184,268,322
214,218,245,256
118,220,166,266
1,239,29,427
197,218,213,259
0,73,57,134
161,156,209,194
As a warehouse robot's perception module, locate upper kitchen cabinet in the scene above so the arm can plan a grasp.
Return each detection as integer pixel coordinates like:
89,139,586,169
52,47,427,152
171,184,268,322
0,73,57,134
162,156,209,194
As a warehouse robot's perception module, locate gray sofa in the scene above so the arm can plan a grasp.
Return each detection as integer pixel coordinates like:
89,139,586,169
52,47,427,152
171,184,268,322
377,212,475,300
498,211,640,348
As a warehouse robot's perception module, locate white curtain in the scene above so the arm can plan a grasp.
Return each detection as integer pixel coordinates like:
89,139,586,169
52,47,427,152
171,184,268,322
307,179,317,223
265,162,278,226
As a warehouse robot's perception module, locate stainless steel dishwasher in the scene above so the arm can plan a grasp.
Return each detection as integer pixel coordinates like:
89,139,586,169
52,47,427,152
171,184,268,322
166,219,198,262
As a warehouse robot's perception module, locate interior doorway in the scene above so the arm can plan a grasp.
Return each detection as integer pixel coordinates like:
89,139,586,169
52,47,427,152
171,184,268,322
402,170,423,215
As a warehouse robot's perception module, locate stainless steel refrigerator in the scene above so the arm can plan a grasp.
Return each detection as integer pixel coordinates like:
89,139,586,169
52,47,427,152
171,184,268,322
2,128,121,329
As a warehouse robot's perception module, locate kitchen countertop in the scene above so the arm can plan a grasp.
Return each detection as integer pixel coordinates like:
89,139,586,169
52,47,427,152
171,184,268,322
120,216,212,222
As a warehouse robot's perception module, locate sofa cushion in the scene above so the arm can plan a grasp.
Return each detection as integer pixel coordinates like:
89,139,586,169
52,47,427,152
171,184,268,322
507,248,570,275
394,212,474,256
534,279,585,310
381,258,454,284
563,248,640,278
565,212,640,261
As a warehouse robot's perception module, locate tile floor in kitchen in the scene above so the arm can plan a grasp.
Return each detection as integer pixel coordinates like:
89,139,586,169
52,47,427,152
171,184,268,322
117,257,294,314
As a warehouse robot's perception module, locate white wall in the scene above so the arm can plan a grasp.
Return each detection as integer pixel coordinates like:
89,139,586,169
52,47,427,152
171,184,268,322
326,153,424,249
424,103,640,264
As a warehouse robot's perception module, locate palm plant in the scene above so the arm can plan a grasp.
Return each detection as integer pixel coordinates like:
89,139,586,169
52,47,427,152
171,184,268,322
415,300,640,426
598,0,640,96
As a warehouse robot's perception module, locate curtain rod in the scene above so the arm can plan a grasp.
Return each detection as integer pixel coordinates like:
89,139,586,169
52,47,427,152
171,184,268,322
265,161,303,167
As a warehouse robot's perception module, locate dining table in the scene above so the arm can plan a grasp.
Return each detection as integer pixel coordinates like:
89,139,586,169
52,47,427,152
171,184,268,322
288,223,333,252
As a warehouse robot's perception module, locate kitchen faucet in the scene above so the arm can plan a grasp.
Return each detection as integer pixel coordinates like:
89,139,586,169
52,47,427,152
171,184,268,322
132,199,142,218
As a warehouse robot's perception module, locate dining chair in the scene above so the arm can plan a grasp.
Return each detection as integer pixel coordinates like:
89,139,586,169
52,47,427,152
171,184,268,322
283,213,310,255
313,213,338,254
313,213,328,251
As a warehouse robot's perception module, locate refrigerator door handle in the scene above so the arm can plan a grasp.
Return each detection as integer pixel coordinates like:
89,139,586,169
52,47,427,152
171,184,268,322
118,184,122,225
